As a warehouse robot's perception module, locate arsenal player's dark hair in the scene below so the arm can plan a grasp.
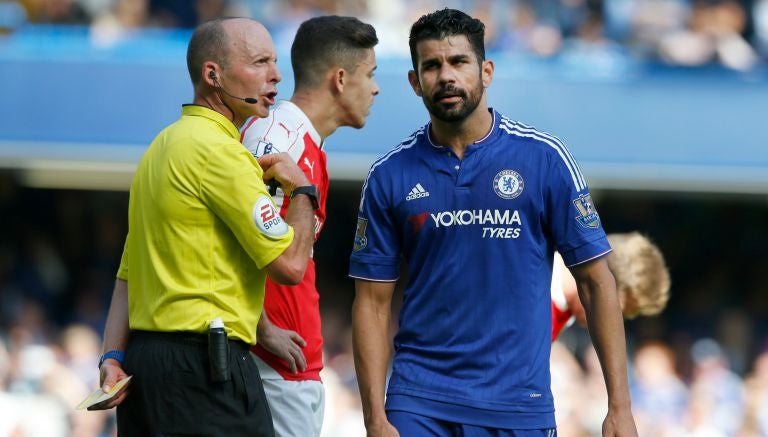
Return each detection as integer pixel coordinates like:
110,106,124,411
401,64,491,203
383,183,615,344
291,16,378,90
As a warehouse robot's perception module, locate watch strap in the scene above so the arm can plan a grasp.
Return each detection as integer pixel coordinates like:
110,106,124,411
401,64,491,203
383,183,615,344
291,185,319,210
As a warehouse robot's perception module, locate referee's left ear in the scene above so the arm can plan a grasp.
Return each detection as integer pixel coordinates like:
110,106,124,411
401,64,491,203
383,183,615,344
481,59,494,88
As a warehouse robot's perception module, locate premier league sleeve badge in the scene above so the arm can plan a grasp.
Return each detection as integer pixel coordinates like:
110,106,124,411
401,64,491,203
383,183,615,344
353,217,368,252
573,193,600,228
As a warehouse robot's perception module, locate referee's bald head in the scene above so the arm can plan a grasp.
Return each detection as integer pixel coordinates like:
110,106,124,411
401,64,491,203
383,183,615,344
186,17,270,86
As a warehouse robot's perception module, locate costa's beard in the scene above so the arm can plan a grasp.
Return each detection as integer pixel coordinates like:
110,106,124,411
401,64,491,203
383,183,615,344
422,72,484,122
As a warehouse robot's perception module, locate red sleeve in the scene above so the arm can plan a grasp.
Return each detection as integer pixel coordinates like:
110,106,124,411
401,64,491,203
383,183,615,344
552,300,574,341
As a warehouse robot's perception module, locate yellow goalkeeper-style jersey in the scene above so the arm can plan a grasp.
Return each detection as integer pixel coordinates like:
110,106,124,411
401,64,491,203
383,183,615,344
118,105,293,344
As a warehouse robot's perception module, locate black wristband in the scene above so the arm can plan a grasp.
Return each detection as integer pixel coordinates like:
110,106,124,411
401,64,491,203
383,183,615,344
291,185,319,210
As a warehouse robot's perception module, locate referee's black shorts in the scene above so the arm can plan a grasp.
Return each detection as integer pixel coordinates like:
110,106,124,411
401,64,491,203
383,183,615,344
117,330,274,436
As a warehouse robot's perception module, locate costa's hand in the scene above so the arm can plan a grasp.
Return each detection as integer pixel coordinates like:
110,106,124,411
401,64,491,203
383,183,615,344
257,153,310,194
257,321,307,374
367,420,400,437
88,362,131,410
602,405,638,437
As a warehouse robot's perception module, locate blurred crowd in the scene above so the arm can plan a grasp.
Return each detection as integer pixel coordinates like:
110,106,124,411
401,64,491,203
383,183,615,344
0,2,767,435
0,177,767,436
0,0,766,70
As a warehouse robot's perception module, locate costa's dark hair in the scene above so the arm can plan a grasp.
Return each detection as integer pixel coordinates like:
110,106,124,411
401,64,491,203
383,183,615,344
409,8,486,72
291,16,378,90
187,18,235,86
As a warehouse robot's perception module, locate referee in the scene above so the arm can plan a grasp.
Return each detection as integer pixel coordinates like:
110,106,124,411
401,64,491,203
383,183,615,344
88,18,316,437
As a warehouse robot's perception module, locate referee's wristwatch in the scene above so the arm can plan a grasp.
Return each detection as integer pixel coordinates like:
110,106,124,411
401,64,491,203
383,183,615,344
98,350,125,369
291,185,320,210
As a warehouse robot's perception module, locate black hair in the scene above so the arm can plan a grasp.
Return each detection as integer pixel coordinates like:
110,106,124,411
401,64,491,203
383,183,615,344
291,15,378,90
408,8,485,73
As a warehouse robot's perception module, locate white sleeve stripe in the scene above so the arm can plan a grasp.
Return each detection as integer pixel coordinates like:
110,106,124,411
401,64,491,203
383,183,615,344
510,119,587,189
348,274,399,282
359,128,423,211
565,248,612,267
500,118,586,190
499,121,584,191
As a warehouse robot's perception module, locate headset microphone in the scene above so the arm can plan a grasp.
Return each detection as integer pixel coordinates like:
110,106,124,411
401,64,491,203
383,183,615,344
209,71,258,104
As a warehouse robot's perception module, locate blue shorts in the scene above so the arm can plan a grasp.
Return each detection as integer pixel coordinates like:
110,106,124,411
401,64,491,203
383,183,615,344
388,410,557,437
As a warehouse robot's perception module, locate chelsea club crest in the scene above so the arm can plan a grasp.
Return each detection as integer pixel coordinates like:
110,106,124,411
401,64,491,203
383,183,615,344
493,170,524,199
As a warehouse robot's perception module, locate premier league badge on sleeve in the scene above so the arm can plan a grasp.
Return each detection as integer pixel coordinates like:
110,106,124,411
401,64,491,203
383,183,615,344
247,139,278,158
353,217,368,252
493,170,524,199
573,193,600,228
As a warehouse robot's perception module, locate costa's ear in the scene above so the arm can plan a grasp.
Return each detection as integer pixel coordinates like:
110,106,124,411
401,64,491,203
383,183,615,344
407,70,422,97
481,59,494,88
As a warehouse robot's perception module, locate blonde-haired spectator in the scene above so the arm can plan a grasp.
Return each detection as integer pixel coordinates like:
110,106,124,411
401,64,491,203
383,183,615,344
552,232,671,340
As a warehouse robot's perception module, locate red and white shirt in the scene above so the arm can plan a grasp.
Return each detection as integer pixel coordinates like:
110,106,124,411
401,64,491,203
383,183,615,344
241,100,328,381
551,253,575,341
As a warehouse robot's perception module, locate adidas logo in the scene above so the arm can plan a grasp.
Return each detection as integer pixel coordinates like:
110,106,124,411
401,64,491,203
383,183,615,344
406,183,430,201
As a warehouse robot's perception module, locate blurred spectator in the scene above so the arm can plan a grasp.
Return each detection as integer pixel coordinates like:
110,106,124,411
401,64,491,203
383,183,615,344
686,338,746,435
630,341,689,435
754,0,768,56
0,1,28,33
320,365,366,437
21,0,91,24
740,350,768,435
0,337,22,436
550,341,589,436
493,2,563,56
626,0,691,58
60,324,101,389
717,308,754,375
5,0,764,67
90,0,149,46
658,0,759,70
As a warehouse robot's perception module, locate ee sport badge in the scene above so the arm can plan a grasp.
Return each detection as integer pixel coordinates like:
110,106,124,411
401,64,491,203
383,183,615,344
493,170,524,199
573,193,600,228
253,195,289,236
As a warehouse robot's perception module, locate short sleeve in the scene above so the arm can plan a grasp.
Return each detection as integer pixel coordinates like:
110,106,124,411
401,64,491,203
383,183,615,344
200,140,294,269
116,234,129,280
348,167,401,281
544,143,610,267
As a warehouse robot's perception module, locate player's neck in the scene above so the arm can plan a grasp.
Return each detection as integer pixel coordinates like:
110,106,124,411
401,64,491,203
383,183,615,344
290,92,337,141
429,105,493,160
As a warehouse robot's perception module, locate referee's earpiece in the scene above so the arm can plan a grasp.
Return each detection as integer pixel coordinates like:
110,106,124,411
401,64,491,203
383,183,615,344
209,71,217,80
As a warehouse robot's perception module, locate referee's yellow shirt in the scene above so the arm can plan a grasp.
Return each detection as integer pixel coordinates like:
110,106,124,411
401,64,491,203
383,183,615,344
117,105,294,344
